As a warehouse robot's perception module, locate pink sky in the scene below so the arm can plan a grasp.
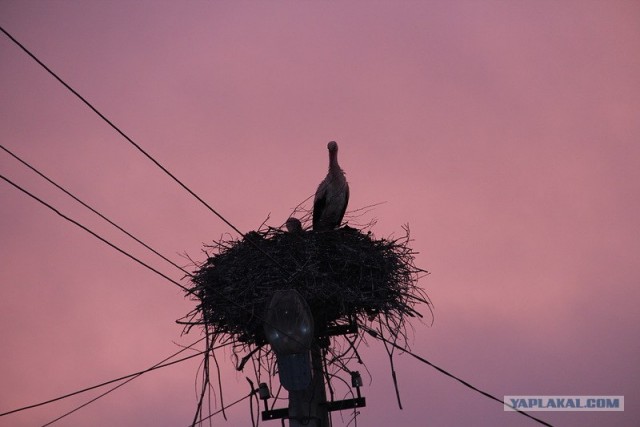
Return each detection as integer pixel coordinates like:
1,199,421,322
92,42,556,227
1,1,639,426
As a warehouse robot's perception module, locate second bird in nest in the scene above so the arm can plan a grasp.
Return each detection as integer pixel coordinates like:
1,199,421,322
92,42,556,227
313,141,349,231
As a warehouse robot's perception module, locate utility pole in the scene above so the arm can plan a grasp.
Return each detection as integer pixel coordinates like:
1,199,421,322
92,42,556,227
262,306,365,426
288,345,329,427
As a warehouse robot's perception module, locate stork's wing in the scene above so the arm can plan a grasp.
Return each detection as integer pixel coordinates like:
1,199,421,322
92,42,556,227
337,182,349,226
313,187,327,231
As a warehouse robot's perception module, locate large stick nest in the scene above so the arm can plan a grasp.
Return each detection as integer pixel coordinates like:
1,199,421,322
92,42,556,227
183,223,429,347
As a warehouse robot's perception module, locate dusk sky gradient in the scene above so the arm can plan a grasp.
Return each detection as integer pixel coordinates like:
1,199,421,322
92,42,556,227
1,1,639,426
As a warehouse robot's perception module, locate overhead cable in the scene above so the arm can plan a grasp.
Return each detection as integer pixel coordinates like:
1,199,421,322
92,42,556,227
0,338,212,418
363,327,554,427
1,143,189,276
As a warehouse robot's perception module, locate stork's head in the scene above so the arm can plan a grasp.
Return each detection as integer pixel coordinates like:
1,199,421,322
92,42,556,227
327,141,338,153
285,217,303,233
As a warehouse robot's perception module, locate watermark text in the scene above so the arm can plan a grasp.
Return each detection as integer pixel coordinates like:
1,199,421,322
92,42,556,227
504,396,624,411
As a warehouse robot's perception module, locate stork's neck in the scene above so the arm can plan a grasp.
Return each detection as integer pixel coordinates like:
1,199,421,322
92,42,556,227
328,150,341,173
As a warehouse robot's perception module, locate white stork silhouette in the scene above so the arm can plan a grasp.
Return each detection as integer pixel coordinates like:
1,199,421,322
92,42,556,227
313,141,349,231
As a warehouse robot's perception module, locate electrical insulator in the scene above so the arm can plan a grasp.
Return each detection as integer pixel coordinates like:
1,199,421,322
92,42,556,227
258,383,270,400
351,371,363,388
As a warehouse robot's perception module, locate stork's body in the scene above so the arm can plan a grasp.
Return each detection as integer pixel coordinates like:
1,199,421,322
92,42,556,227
313,141,349,231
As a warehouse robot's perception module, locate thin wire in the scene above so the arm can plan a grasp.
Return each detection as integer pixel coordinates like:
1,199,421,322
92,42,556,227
191,391,256,427
0,173,191,293
0,144,190,276
0,338,210,418
362,327,553,427
0,25,287,275
41,340,225,427
0,27,233,231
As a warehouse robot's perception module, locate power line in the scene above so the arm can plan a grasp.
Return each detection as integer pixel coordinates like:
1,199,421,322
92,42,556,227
190,391,256,427
0,338,211,418
0,173,191,293
40,338,231,427
0,143,190,276
0,26,281,268
363,327,554,427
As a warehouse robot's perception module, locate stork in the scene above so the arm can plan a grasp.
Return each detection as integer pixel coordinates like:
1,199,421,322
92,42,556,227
285,217,303,233
313,141,349,231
